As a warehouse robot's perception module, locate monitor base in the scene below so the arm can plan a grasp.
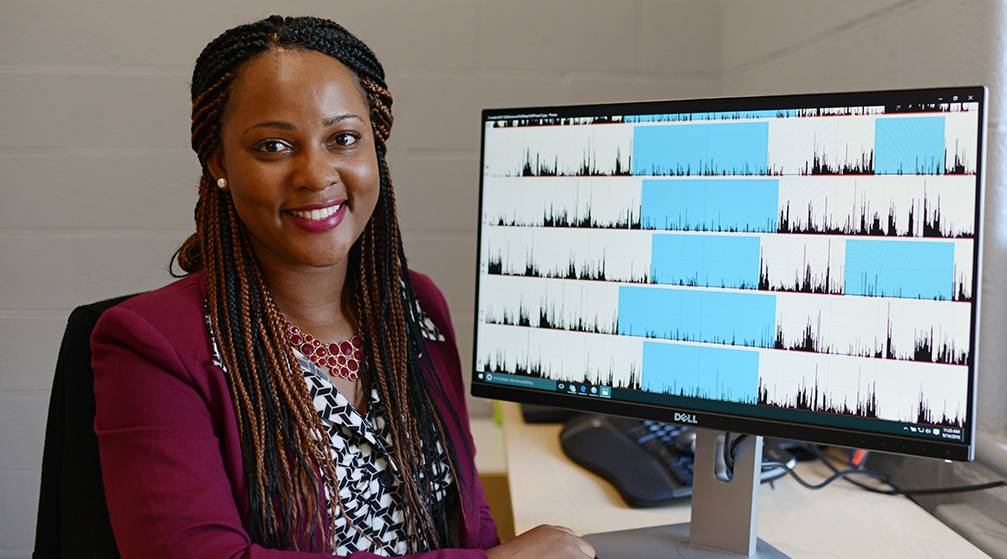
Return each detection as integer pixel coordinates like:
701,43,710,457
584,523,790,559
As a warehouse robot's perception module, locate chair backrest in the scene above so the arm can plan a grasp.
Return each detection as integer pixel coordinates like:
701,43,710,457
33,294,137,559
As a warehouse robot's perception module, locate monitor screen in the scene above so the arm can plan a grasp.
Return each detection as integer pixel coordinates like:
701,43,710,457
471,86,987,462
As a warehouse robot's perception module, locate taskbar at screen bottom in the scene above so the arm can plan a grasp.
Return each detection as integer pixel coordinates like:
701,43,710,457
472,371,969,456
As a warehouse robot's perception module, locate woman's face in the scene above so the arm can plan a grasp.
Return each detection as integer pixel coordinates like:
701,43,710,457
209,49,380,276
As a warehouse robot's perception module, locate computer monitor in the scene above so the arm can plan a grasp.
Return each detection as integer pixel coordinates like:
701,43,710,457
470,86,987,558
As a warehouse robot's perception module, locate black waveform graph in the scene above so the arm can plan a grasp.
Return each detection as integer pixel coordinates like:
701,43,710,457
483,298,620,336
917,192,976,239
483,229,654,285
486,249,541,278
535,299,619,335
887,311,972,365
880,147,978,176
771,294,973,364
482,298,533,328
758,241,843,295
485,121,634,178
942,110,981,175
774,313,833,354
520,146,633,177
624,326,777,352
953,267,973,302
756,344,970,426
852,272,949,301
802,145,874,175
478,275,623,337
487,251,503,275
640,215,779,235
766,115,877,176
651,380,760,405
757,372,879,419
944,140,976,175
475,326,644,390
494,202,642,230
911,327,968,365
637,158,784,178
500,250,650,284
662,273,760,291
521,151,558,177
776,195,972,239
775,177,976,239
882,155,947,176
915,389,965,428
481,349,548,378
484,177,644,230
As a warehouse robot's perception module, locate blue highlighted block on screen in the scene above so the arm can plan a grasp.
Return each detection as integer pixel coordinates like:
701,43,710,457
633,121,770,176
618,286,776,348
844,240,954,300
875,117,945,175
641,179,779,233
641,342,759,403
651,234,761,289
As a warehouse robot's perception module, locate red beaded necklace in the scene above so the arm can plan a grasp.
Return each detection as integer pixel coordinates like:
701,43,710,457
281,314,363,381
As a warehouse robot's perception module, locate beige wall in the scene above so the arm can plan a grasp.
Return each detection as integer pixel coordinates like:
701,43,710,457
2,1,1005,556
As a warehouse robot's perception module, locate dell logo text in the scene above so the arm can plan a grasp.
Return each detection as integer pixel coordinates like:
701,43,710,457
674,412,698,424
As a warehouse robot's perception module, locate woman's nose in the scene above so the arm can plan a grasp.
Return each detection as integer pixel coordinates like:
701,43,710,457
292,147,339,191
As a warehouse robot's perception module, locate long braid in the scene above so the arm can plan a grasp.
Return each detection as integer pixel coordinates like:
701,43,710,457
172,15,470,553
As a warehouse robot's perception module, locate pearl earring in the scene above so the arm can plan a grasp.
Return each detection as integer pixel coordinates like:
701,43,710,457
217,177,227,189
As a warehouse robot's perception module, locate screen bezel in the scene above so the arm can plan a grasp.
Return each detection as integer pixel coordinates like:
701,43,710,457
470,86,987,462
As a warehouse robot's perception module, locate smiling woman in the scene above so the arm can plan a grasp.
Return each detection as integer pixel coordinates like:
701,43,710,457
87,14,593,559
208,50,380,280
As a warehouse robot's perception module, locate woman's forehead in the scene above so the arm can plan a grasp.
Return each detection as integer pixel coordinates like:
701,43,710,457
225,50,369,124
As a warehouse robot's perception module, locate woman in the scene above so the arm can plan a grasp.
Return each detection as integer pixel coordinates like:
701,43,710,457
91,15,594,559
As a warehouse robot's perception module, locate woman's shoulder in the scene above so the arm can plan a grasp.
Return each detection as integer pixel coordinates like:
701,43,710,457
93,271,210,358
116,270,206,315
111,271,204,324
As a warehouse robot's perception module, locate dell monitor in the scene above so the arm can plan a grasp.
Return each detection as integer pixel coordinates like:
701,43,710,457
470,86,987,558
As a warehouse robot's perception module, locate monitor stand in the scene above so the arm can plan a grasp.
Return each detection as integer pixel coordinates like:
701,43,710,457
582,428,790,558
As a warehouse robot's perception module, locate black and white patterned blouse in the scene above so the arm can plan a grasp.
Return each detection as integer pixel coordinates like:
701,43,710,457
207,311,453,556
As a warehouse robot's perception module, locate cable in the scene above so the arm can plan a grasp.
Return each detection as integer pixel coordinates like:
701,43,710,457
723,435,1007,496
760,460,888,491
809,444,1007,496
723,432,750,476
772,443,1007,496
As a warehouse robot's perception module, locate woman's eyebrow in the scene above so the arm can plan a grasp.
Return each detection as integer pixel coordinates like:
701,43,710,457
323,114,365,127
246,120,295,133
245,115,364,134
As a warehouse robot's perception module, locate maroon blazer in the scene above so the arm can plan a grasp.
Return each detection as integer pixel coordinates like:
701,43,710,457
91,270,499,558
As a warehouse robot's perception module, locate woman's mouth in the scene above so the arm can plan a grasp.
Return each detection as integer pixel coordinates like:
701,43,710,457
285,201,347,233
287,203,343,221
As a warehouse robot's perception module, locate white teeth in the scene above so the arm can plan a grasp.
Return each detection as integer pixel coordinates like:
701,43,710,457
290,204,341,221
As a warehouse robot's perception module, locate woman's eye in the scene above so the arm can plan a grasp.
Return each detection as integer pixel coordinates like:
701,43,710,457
332,133,359,147
256,140,289,153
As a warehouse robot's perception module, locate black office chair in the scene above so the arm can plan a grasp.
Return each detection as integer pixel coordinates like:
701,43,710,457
33,294,136,559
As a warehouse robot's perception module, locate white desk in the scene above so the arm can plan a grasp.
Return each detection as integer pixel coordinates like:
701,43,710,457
499,402,991,559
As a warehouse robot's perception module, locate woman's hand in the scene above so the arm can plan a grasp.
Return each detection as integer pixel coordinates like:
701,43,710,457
486,524,595,559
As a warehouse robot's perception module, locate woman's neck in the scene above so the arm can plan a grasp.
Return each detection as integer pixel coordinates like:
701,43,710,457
261,262,357,342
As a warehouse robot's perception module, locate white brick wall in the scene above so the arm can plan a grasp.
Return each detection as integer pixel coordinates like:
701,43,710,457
2,1,1005,556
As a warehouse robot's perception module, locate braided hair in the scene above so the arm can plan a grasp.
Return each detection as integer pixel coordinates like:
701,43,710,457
174,15,468,553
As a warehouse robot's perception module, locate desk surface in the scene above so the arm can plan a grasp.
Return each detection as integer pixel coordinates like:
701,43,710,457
498,402,990,559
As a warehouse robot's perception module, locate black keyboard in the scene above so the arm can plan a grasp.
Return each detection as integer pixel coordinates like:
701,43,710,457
560,414,794,507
